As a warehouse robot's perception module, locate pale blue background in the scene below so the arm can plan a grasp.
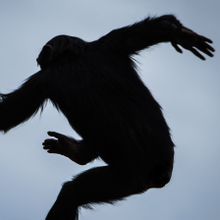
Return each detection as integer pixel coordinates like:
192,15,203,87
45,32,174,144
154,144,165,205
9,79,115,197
0,1,219,220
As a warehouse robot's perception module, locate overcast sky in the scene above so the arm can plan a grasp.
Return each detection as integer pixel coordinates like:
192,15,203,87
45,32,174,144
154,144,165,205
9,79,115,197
0,1,219,220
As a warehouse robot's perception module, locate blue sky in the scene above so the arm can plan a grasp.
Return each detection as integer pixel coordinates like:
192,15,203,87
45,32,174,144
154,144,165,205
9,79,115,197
0,1,219,220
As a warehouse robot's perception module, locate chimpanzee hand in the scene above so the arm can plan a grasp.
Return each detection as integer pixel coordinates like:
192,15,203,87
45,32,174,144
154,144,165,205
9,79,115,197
42,131,86,165
171,26,215,60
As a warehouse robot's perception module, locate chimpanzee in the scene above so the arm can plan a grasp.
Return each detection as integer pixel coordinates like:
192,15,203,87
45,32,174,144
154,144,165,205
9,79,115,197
0,15,214,220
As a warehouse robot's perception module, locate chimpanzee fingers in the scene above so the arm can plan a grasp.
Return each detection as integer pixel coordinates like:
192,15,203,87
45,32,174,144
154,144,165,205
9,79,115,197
48,131,66,140
42,138,58,149
202,42,215,53
197,45,214,57
46,149,57,153
46,149,64,154
202,40,215,50
42,140,66,155
198,34,213,44
195,35,215,55
171,42,183,53
189,47,206,60
183,27,213,44
190,38,214,58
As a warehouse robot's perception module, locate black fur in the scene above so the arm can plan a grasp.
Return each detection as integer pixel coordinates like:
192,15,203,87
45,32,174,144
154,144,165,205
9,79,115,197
0,15,214,220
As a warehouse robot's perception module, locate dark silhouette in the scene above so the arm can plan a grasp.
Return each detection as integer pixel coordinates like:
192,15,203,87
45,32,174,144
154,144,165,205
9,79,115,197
0,15,214,220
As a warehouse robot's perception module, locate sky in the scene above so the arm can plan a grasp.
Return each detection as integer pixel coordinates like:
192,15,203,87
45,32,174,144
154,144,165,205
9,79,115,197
0,0,219,220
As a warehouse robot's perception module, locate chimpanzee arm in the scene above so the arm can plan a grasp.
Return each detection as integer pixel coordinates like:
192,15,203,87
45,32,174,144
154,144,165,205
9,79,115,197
98,15,182,52
99,15,214,59
0,71,48,132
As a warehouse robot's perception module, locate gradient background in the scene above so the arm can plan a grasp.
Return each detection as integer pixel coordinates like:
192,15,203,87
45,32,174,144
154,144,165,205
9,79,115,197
0,1,219,220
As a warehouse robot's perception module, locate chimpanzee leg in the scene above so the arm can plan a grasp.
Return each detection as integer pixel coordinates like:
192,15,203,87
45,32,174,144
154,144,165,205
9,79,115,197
45,165,154,220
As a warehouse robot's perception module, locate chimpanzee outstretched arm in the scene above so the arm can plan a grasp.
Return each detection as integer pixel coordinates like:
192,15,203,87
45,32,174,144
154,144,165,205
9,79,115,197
0,71,48,132
99,15,214,59
99,15,184,53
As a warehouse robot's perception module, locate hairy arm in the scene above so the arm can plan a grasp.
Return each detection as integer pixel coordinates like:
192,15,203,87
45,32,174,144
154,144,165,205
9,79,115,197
0,71,48,132
99,15,214,59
